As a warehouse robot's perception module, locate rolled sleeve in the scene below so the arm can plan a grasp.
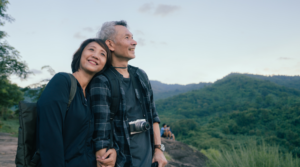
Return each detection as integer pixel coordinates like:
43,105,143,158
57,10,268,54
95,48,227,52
151,100,161,124
146,72,161,124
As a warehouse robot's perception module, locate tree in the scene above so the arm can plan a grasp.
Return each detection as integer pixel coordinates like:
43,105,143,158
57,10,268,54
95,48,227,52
0,0,31,118
0,77,23,119
0,0,30,79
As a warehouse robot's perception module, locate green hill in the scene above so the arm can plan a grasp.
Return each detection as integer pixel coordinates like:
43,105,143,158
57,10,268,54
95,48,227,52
232,73,300,90
156,74,300,156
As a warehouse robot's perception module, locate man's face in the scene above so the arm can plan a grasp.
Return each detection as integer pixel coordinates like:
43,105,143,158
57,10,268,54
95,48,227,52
112,25,137,60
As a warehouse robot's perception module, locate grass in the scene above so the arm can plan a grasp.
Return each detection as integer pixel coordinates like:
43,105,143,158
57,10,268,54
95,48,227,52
164,152,172,161
0,118,19,137
201,141,300,167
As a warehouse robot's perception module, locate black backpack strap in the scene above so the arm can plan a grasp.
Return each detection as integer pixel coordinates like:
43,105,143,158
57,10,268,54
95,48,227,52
68,74,77,108
29,74,77,166
102,69,120,149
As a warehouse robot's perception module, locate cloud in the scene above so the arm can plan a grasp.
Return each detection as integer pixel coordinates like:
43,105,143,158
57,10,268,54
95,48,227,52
279,57,293,60
30,69,42,74
137,38,146,46
154,4,180,17
83,27,93,32
138,3,180,17
160,42,167,45
135,30,144,36
74,32,87,39
139,3,154,13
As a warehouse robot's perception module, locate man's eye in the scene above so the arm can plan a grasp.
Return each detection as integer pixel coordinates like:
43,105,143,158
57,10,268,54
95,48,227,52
125,36,129,39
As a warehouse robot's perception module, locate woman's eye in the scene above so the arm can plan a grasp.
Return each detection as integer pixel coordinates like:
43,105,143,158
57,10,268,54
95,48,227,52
89,48,94,51
101,53,106,56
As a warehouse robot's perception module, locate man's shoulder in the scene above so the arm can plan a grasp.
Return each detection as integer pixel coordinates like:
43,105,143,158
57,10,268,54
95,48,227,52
90,73,110,87
129,65,149,80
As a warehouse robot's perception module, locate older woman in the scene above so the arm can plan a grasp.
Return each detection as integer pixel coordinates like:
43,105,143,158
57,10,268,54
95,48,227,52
36,39,116,167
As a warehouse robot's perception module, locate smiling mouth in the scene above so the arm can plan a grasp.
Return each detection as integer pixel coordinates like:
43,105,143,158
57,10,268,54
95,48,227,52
88,60,98,65
129,48,135,51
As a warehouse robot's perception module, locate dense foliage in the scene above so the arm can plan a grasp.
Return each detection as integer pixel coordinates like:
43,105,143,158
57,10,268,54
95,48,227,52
156,74,300,156
242,73,300,91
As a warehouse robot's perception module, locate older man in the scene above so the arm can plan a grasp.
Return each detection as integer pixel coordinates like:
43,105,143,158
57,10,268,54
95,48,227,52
90,20,167,167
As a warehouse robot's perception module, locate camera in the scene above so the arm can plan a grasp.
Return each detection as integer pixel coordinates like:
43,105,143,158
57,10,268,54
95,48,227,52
129,119,150,135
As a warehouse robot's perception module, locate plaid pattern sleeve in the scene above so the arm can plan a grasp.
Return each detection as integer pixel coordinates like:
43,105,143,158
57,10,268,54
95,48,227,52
90,75,112,151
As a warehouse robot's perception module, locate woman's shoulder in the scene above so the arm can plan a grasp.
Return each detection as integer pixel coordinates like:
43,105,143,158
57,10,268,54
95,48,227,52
37,73,72,106
51,72,71,82
48,72,73,87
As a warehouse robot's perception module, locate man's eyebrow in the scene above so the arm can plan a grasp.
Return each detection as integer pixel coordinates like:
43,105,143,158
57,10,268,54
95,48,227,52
125,33,133,36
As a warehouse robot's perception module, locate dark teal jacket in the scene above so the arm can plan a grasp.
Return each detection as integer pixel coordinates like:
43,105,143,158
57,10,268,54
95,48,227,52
36,73,95,167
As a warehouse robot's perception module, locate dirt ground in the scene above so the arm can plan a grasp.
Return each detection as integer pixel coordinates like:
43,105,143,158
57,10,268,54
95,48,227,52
0,132,207,167
0,133,17,167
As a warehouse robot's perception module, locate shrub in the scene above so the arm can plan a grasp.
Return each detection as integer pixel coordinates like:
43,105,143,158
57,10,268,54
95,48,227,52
204,141,300,167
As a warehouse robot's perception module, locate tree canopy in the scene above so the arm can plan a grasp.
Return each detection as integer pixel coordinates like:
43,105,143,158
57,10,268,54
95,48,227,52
0,0,30,117
0,0,30,79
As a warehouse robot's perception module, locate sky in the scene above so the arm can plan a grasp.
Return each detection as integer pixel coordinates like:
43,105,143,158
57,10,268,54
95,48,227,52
3,0,300,87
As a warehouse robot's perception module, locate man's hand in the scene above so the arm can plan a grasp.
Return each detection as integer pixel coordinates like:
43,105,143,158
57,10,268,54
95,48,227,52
152,149,167,167
95,148,117,167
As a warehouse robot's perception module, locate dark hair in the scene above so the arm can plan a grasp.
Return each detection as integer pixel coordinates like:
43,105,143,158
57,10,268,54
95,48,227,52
162,123,166,127
71,38,112,73
167,125,170,127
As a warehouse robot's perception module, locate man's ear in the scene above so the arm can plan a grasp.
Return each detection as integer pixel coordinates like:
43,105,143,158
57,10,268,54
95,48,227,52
105,40,115,52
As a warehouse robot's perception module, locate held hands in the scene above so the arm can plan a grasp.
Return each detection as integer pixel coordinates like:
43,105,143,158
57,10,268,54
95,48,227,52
96,148,117,167
152,148,167,167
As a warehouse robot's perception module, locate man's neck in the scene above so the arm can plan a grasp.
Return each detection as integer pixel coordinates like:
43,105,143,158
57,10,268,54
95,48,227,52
112,56,130,78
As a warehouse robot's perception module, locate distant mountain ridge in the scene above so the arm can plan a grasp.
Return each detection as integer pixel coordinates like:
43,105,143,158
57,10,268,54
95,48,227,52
151,73,300,101
150,80,212,101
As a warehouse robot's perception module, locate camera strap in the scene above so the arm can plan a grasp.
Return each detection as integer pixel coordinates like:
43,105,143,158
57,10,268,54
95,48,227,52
131,74,143,105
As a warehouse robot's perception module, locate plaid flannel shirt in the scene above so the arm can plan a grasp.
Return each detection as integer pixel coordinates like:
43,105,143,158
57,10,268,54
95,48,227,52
90,66,160,167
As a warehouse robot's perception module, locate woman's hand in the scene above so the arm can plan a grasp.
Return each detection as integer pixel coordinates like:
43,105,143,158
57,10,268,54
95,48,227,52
96,148,117,167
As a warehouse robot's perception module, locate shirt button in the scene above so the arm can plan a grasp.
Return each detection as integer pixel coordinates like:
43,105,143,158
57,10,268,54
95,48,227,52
143,114,146,117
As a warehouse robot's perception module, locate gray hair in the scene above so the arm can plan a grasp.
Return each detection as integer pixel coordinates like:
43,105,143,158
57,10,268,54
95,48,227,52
97,20,127,42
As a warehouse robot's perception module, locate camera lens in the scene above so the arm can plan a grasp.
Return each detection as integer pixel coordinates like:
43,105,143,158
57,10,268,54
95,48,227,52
141,122,150,131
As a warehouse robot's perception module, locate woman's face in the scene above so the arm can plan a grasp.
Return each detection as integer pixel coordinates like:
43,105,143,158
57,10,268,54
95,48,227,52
80,42,107,74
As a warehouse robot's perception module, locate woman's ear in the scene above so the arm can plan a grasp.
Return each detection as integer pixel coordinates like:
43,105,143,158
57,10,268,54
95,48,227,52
105,40,115,52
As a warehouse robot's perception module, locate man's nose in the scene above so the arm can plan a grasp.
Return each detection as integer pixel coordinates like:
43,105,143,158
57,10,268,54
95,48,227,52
132,39,137,46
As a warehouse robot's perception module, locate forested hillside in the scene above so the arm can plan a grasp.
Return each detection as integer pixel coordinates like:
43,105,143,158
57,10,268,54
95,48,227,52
156,73,300,156
233,73,300,90
150,80,211,100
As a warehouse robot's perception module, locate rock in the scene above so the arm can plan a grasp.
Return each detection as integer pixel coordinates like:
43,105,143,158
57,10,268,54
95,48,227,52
162,138,208,167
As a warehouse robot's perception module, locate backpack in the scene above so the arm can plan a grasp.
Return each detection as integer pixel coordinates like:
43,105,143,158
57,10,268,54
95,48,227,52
102,66,150,149
15,74,77,167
